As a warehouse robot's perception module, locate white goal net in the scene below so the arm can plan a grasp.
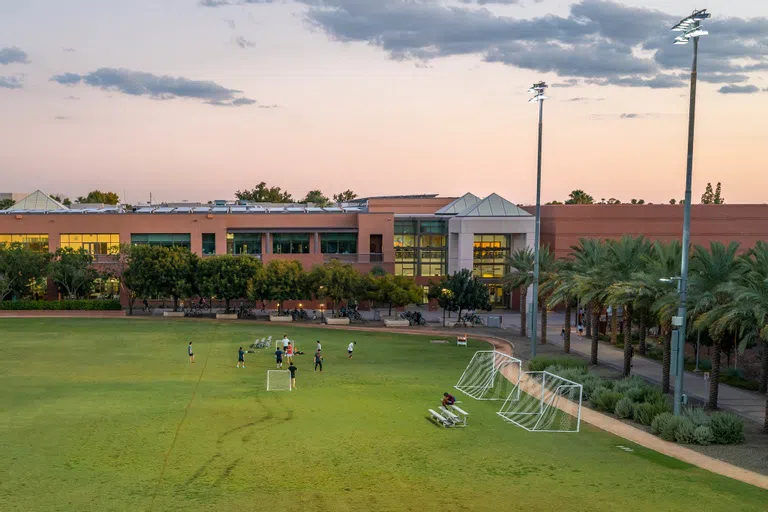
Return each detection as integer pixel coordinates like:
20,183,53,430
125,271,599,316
497,371,583,432
455,350,522,401
267,370,291,391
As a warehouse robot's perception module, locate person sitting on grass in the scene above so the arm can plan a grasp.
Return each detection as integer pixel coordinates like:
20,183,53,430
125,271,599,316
442,392,456,408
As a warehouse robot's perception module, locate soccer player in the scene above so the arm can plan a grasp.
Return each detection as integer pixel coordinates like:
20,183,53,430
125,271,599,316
314,350,323,372
347,341,356,359
282,335,290,351
442,392,456,407
288,362,298,389
237,346,246,368
188,342,195,364
286,342,294,363
316,340,322,352
275,347,284,369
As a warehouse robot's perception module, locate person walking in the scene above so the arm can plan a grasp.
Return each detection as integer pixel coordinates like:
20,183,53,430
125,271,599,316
275,347,284,369
188,342,195,364
288,362,298,389
316,340,322,352
347,341,356,359
236,346,246,368
282,335,290,352
286,342,294,364
314,350,323,372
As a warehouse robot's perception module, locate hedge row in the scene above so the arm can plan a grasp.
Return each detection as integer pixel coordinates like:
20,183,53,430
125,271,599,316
528,356,588,372
0,300,122,311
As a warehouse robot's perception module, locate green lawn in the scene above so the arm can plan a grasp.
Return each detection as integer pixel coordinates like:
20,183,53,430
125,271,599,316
1,319,765,512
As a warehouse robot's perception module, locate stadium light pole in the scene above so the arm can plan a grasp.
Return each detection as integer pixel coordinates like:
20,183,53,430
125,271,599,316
671,8,711,416
528,81,548,358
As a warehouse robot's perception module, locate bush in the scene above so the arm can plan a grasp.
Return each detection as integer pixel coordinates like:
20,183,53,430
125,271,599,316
529,357,588,372
633,400,670,426
651,412,673,435
724,367,745,379
683,407,710,428
692,426,715,446
581,375,606,401
0,300,122,311
674,418,697,444
614,376,647,394
660,416,683,441
614,397,634,419
709,412,745,445
591,388,624,413
545,366,588,385
639,387,665,405
625,386,647,403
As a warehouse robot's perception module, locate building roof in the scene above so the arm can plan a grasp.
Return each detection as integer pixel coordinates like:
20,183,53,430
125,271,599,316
435,192,481,215
456,193,532,217
4,190,69,212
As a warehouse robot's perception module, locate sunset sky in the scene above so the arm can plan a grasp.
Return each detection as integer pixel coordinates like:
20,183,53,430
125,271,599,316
1,0,767,205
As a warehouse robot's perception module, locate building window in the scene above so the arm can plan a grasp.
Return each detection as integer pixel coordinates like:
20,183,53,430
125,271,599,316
272,233,309,254
227,233,261,255
473,234,510,278
131,233,191,249
486,284,506,307
394,219,447,276
202,234,216,255
321,233,357,254
60,234,120,255
91,277,120,299
0,234,49,253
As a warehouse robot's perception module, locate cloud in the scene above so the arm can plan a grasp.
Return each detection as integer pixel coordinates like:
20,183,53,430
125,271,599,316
258,104,279,108
290,0,767,89
54,116,72,121
0,46,29,65
235,36,256,49
64,95,80,100
567,97,604,102
620,113,640,119
0,75,24,89
50,68,256,106
551,79,579,88
62,47,76,53
458,0,522,4
718,84,760,95
199,0,232,6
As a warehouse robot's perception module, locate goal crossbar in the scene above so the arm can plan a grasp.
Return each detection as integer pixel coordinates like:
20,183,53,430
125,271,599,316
497,370,583,433
455,350,522,401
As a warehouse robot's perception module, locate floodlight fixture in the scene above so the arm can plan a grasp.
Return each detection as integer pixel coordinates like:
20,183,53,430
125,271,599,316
671,9,710,44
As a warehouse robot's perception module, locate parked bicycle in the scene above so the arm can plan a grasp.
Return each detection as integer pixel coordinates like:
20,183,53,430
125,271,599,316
399,310,426,326
237,303,255,319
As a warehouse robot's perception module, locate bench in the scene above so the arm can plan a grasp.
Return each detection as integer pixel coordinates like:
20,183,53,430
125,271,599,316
429,408,451,427
456,336,467,347
449,405,469,427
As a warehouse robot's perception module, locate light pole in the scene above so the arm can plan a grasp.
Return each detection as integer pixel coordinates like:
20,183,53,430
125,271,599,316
671,8,711,416
528,81,548,358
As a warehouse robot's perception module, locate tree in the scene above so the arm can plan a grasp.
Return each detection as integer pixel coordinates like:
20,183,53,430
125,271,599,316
606,198,621,205
701,182,725,205
198,255,261,313
546,259,579,354
333,190,358,203
503,247,534,337
669,199,676,205
50,194,71,206
565,190,594,205
630,198,645,205
250,260,304,311
77,190,120,205
300,190,331,207
570,238,609,365
441,269,490,323
235,182,293,203
370,274,422,316
154,246,198,311
428,281,458,326
0,243,50,300
0,198,14,210
306,260,362,311
546,200,563,205
49,247,98,299
122,245,162,313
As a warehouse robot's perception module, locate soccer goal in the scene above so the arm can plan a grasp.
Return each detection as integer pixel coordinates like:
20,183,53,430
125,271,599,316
497,371,583,432
266,370,291,391
454,350,522,401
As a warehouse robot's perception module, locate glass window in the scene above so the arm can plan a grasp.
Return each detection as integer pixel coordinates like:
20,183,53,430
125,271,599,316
60,233,120,255
202,234,216,255
131,233,191,249
394,220,416,235
473,234,510,278
272,233,309,254
0,234,49,253
227,233,261,255
321,233,357,254
419,220,446,234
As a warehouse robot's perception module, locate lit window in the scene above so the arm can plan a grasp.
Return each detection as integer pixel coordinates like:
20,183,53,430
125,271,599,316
60,234,120,255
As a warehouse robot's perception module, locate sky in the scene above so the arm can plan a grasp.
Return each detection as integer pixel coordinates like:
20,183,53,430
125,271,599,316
1,0,767,205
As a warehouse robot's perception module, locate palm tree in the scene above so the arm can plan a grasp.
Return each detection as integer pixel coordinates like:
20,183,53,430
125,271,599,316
547,258,578,353
503,247,534,338
565,189,595,205
570,238,609,365
690,242,742,410
536,247,557,344
604,236,652,376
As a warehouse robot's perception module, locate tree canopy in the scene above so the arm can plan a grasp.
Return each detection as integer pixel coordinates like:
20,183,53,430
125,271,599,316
49,247,98,299
0,198,15,210
333,190,358,203
235,182,293,203
565,189,594,205
77,190,120,205
198,255,261,312
0,243,50,300
701,182,725,204
300,190,331,207
437,269,490,319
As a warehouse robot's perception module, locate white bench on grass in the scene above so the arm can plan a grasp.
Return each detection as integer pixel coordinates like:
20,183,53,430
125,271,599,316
448,405,469,427
429,409,451,427
456,335,467,347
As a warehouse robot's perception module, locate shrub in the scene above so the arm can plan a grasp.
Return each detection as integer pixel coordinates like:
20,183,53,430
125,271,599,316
709,412,745,445
639,387,665,405
614,397,634,419
614,376,647,394
592,389,624,413
697,359,712,371
683,407,710,428
633,400,670,426
674,418,697,444
0,300,122,311
651,412,673,435
724,367,745,379
581,376,606,401
660,416,683,441
545,367,588,385
626,386,647,403
692,426,715,446
528,357,588,372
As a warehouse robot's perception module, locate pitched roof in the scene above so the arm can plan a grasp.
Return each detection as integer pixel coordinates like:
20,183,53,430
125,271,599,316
5,190,69,211
456,193,532,217
435,192,481,215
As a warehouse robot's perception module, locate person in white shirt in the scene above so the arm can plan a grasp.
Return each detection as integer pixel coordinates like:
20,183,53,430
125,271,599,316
347,341,356,359
282,335,290,351
316,340,322,352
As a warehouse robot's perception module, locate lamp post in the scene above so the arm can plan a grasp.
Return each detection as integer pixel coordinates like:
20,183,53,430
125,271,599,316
671,9,711,415
528,81,548,358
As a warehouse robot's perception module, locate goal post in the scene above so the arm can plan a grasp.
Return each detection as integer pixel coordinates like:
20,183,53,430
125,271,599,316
455,350,522,401
497,370,583,433
267,370,291,391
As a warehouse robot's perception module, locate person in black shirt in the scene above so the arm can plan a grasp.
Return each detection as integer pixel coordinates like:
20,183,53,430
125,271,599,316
314,350,323,372
441,392,456,407
237,347,246,368
288,363,298,389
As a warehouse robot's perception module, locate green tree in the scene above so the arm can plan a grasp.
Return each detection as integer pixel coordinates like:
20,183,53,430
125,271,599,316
630,198,645,205
0,198,14,210
503,247,534,337
570,238,609,365
546,258,579,354
428,281,458,327
198,255,261,313
235,182,293,203
0,243,50,300
370,274,422,316
50,194,72,206
49,247,98,299
701,182,725,205
333,190,358,203
154,246,198,311
307,260,362,312
565,189,594,205
300,190,331,207
250,260,304,312
545,200,563,205
77,190,120,205
122,245,162,313
441,269,490,323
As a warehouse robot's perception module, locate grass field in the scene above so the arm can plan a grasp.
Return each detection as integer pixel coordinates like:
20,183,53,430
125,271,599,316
1,319,766,512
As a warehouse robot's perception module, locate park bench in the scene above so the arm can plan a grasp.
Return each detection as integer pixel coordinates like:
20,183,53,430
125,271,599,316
429,408,452,427
444,405,469,427
456,335,467,347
